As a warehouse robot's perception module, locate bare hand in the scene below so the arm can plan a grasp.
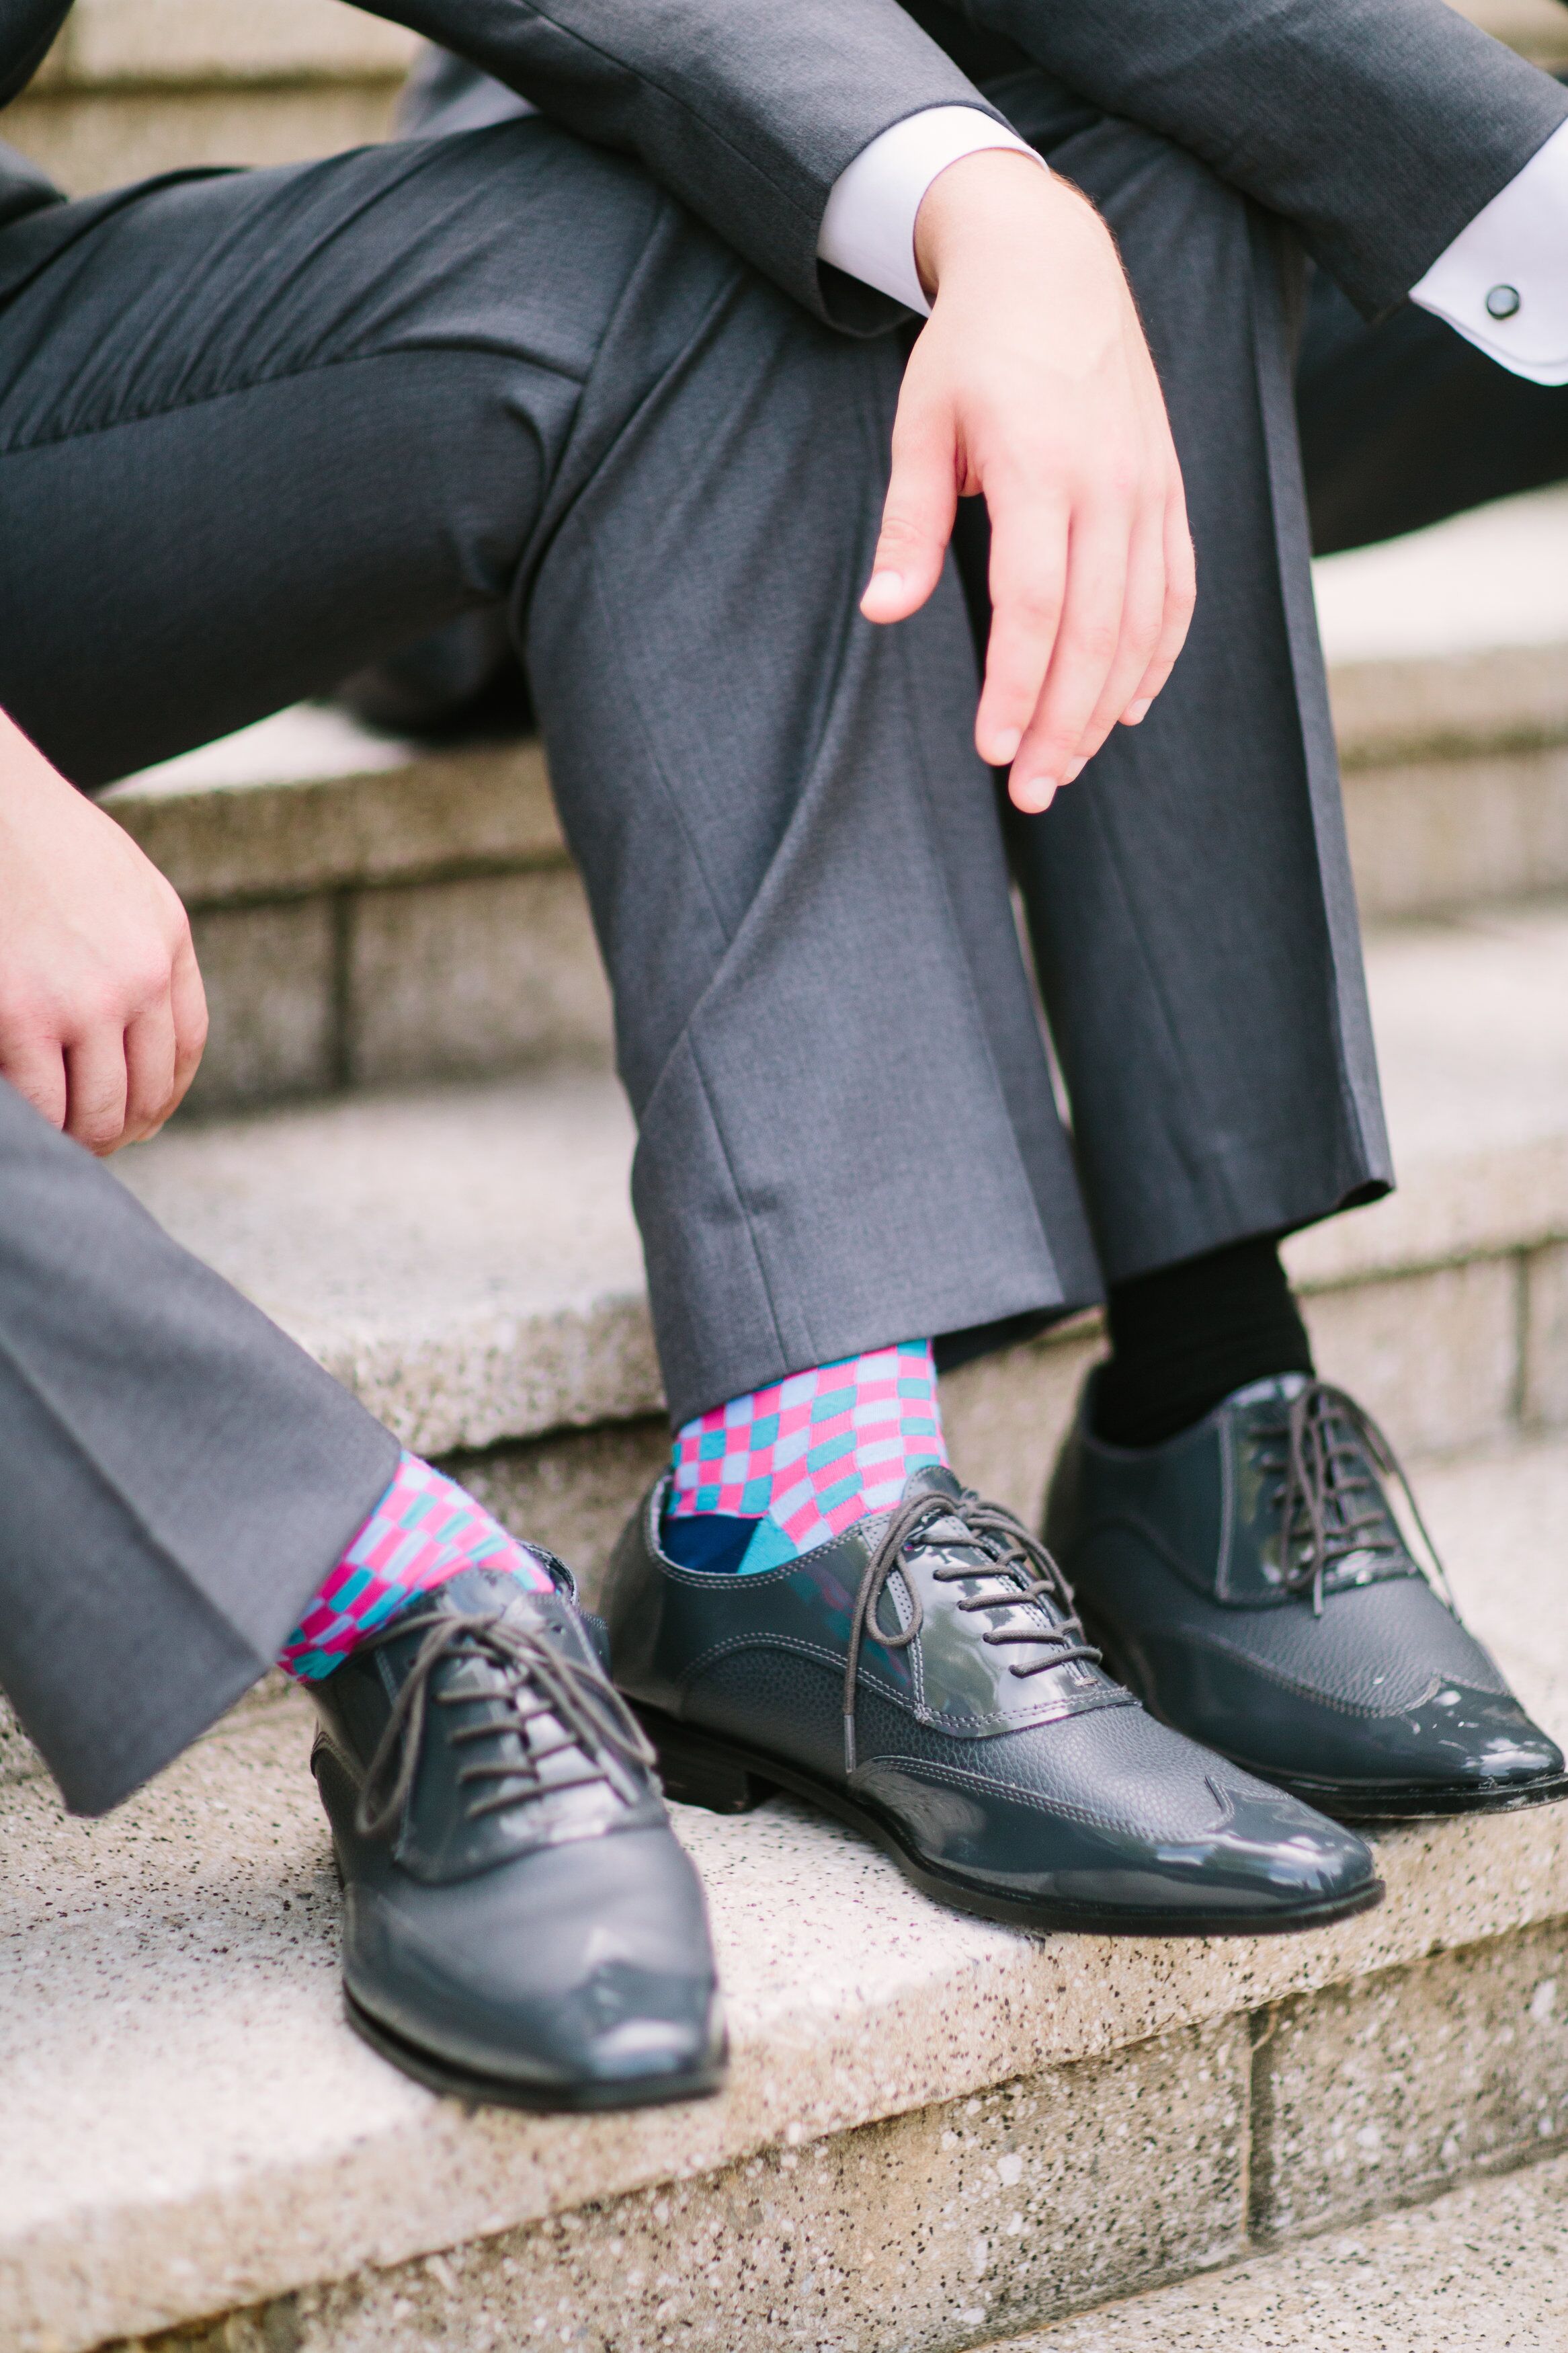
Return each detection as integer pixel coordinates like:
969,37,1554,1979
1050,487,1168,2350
861,150,1195,813
0,711,207,1150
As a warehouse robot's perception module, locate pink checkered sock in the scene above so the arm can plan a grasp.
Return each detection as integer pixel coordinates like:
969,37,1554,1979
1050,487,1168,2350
278,1452,553,1682
667,1341,948,1572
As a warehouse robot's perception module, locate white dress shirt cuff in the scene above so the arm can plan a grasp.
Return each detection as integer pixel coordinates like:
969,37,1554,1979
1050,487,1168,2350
818,105,1045,316
1411,118,1568,385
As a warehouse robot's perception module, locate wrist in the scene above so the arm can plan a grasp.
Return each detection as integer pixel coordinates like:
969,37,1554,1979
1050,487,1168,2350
913,152,1106,303
0,709,69,811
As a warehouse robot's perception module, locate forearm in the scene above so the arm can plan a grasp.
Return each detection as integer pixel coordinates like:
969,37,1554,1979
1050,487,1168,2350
354,0,1005,323
944,0,1568,316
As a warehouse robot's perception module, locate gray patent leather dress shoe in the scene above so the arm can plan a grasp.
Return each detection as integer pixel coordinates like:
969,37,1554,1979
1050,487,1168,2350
311,1562,726,2110
602,1466,1381,1938
1046,1373,1566,1823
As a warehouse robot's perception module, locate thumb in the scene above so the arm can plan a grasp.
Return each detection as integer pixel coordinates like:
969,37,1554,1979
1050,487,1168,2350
861,397,958,625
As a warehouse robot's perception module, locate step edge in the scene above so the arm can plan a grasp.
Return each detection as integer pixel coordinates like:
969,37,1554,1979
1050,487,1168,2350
6,1809,1568,2353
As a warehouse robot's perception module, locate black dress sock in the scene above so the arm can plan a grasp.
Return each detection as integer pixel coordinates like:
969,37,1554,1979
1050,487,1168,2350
1092,1234,1315,1451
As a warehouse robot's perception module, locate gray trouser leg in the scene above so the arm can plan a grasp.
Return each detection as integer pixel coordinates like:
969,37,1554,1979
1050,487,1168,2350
966,77,1392,1281
525,302,1098,1415
0,120,1094,1439
393,56,1399,1297
0,1085,397,1814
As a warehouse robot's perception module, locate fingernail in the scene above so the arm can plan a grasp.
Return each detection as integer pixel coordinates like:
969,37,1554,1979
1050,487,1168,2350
1018,776,1058,813
1124,698,1152,724
989,727,1023,766
863,569,904,602
1064,756,1087,784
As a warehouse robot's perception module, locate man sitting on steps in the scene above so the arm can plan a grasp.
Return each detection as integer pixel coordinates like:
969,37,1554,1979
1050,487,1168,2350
349,4,1568,1843
0,0,1564,2109
0,0,1383,2114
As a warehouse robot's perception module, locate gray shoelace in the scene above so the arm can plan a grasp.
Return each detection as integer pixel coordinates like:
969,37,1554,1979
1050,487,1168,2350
1257,1380,1455,1619
354,1605,655,1840
843,1489,1100,1776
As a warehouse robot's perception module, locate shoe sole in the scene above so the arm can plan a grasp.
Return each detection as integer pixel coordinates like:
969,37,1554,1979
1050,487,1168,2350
634,1705,1385,1940
1249,1765,1568,1824
1075,1609,1568,1825
343,1987,729,2113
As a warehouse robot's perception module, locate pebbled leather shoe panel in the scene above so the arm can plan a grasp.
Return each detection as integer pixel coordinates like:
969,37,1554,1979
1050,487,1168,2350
312,1564,725,2107
1048,1375,1566,1818
606,1468,1381,1936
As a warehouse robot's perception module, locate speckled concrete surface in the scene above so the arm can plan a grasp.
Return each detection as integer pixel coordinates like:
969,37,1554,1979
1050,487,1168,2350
108,711,567,906
1287,901,1568,1293
1254,1918,1568,2239
156,2018,1250,2353
1015,2149,1568,2350
2,1439,1565,2352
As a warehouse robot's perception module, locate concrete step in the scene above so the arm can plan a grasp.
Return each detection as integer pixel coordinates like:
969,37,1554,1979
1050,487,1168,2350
3,0,416,195
1015,2144,1568,2350
2,1434,1565,2353
99,485,1568,1112
106,710,610,1113
1454,0,1568,69
1320,487,1568,926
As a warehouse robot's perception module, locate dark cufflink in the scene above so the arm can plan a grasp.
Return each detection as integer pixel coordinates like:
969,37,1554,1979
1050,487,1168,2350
1486,284,1522,320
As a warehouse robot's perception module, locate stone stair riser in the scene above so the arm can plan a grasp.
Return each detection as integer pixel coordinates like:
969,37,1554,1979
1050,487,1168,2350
4,0,417,196
7,0,1561,214
116,1918,1568,2353
173,783,1568,1111
1254,1917,1568,2243
186,867,612,1111
400,1246,1568,1594
1345,744,1568,922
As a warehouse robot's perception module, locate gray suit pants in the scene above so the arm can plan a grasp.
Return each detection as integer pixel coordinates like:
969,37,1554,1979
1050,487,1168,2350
0,93,1398,1806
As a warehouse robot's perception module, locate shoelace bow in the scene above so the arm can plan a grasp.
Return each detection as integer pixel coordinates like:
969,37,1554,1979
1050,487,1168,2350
843,1488,1099,1776
1259,1380,1455,1620
354,1605,655,1841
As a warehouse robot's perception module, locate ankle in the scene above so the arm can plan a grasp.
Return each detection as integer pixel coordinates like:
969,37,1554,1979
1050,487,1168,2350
1093,1236,1313,1451
278,1452,552,1681
665,1341,947,1570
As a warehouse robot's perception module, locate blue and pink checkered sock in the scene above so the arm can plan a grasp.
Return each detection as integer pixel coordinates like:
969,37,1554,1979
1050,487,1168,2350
278,1451,552,1681
663,1340,948,1574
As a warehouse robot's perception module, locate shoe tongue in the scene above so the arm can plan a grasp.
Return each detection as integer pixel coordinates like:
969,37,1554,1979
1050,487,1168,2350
897,1462,988,1560
902,1464,963,1504
405,1564,557,1626
1230,1371,1313,1412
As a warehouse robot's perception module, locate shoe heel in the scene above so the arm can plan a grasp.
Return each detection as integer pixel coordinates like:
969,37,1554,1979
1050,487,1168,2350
636,1706,775,1815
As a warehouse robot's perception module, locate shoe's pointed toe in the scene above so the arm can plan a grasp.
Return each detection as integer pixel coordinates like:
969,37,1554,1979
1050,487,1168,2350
315,1568,727,2110
1048,1375,1568,1824
1202,1782,1378,1917
1280,1685,1567,1820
